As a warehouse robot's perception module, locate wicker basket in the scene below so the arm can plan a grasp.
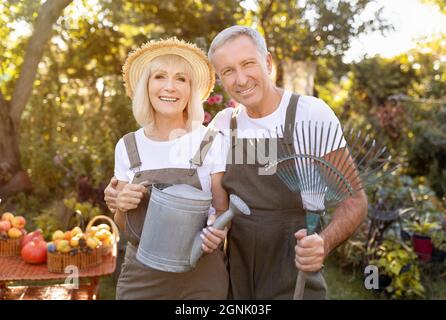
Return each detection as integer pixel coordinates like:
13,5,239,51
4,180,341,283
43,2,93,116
47,248,102,273
0,236,23,256
47,211,104,273
86,215,119,256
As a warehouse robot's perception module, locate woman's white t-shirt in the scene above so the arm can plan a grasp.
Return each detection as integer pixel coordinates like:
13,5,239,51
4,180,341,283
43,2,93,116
114,126,227,194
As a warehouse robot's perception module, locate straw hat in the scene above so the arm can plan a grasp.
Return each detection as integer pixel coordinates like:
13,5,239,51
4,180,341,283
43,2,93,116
122,37,215,101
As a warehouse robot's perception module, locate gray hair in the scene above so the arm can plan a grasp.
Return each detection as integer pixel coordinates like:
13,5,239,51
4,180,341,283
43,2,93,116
208,25,268,63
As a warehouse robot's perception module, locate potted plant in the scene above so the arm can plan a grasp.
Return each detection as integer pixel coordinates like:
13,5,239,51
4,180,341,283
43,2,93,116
370,239,425,299
405,220,441,262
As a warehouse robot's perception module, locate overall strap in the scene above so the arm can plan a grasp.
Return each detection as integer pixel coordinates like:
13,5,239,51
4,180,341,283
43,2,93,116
283,93,300,145
123,132,142,171
190,125,221,167
230,107,240,130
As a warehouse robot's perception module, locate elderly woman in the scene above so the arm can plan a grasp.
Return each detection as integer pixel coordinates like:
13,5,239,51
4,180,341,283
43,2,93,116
113,38,229,299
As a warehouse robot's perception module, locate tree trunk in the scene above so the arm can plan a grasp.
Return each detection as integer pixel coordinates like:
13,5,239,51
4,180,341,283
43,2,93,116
0,0,73,199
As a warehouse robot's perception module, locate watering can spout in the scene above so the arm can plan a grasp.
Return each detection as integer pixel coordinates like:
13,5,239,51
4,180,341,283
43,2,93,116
190,194,250,267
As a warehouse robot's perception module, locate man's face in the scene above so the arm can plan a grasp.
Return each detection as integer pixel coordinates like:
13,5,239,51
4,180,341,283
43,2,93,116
211,36,273,110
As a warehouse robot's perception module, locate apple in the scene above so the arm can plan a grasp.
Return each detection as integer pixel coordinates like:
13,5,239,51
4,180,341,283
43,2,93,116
63,231,73,241
56,239,71,253
11,216,26,229
86,237,101,249
97,224,111,231
52,230,64,241
95,229,111,241
70,236,80,248
71,226,82,236
2,212,14,222
21,229,44,248
0,220,11,232
21,240,47,264
8,227,23,239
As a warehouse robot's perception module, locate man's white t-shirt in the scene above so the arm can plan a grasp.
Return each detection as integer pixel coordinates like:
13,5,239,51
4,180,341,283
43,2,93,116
114,126,227,194
210,90,346,211
211,90,346,156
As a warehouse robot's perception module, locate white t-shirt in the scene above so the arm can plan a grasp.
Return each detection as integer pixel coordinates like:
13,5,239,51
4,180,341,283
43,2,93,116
211,90,345,155
210,90,346,211
114,126,227,194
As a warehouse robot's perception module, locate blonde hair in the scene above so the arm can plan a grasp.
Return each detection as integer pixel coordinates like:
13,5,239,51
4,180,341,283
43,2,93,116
132,54,204,131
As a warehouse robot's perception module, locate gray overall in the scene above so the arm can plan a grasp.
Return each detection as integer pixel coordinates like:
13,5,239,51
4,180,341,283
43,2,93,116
221,94,327,300
116,128,229,299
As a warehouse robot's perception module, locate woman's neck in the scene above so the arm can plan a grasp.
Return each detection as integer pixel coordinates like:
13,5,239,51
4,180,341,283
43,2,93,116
144,115,188,141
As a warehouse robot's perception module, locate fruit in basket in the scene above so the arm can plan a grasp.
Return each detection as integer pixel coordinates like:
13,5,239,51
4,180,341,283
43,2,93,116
70,236,80,248
52,230,64,241
21,239,47,264
47,242,56,253
97,224,111,231
56,239,71,253
95,229,111,241
71,226,82,236
1,212,14,222
8,227,22,238
86,236,101,249
63,231,73,241
21,229,44,248
0,220,11,232
11,216,26,229
102,235,114,246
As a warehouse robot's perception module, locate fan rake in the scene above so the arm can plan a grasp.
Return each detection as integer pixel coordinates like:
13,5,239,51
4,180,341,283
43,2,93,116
265,120,397,300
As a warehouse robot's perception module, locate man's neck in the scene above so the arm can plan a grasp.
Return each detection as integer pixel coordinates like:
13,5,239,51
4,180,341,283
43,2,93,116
245,86,284,119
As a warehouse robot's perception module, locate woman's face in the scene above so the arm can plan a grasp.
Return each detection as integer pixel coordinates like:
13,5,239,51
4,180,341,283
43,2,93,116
148,64,191,120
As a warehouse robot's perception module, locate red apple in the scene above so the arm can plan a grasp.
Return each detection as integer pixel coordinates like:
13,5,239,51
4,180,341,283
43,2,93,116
21,240,47,264
1,212,14,222
11,216,26,229
0,220,11,232
21,229,44,248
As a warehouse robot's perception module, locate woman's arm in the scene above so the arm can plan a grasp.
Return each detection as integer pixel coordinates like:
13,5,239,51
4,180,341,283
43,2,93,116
201,172,229,253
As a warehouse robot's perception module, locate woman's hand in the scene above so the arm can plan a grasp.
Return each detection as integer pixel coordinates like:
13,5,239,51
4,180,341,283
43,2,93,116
201,213,228,253
116,183,147,212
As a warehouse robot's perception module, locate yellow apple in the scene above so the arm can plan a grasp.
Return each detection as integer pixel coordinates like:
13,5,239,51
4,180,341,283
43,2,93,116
56,239,71,253
8,227,23,238
71,226,83,236
86,237,101,249
11,216,26,229
2,212,14,222
70,236,80,247
52,230,64,241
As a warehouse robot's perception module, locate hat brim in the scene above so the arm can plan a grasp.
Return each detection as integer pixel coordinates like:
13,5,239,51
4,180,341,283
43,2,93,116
123,38,215,101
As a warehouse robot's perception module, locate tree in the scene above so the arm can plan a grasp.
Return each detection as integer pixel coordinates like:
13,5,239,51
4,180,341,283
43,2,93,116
0,0,73,198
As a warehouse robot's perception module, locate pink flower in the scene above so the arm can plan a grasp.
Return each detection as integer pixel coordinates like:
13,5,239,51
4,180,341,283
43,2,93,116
225,99,238,108
207,96,216,105
213,94,223,104
203,111,212,124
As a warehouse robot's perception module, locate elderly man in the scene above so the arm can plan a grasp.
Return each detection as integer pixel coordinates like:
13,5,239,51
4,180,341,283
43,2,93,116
105,26,368,300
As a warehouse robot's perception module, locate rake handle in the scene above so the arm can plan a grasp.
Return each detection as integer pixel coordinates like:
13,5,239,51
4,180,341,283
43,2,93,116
293,211,321,300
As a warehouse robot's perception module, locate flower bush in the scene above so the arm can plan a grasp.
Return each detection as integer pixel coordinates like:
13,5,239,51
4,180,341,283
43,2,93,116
202,79,238,125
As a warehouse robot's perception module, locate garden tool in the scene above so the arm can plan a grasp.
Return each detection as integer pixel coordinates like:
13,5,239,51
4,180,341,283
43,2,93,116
189,194,251,267
265,120,397,299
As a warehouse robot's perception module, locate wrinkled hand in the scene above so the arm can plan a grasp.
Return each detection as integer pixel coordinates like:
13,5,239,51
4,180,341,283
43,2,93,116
200,214,228,254
116,183,147,213
294,229,325,272
104,177,119,213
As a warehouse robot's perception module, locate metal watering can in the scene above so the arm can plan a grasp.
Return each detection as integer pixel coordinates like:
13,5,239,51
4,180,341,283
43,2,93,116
136,184,250,273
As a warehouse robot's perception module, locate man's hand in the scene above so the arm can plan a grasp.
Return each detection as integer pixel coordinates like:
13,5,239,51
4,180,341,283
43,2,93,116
200,214,228,253
294,229,325,272
116,183,147,212
104,177,119,213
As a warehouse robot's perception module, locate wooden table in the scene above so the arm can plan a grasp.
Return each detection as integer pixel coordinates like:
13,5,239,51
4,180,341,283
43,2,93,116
0,247,116,300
